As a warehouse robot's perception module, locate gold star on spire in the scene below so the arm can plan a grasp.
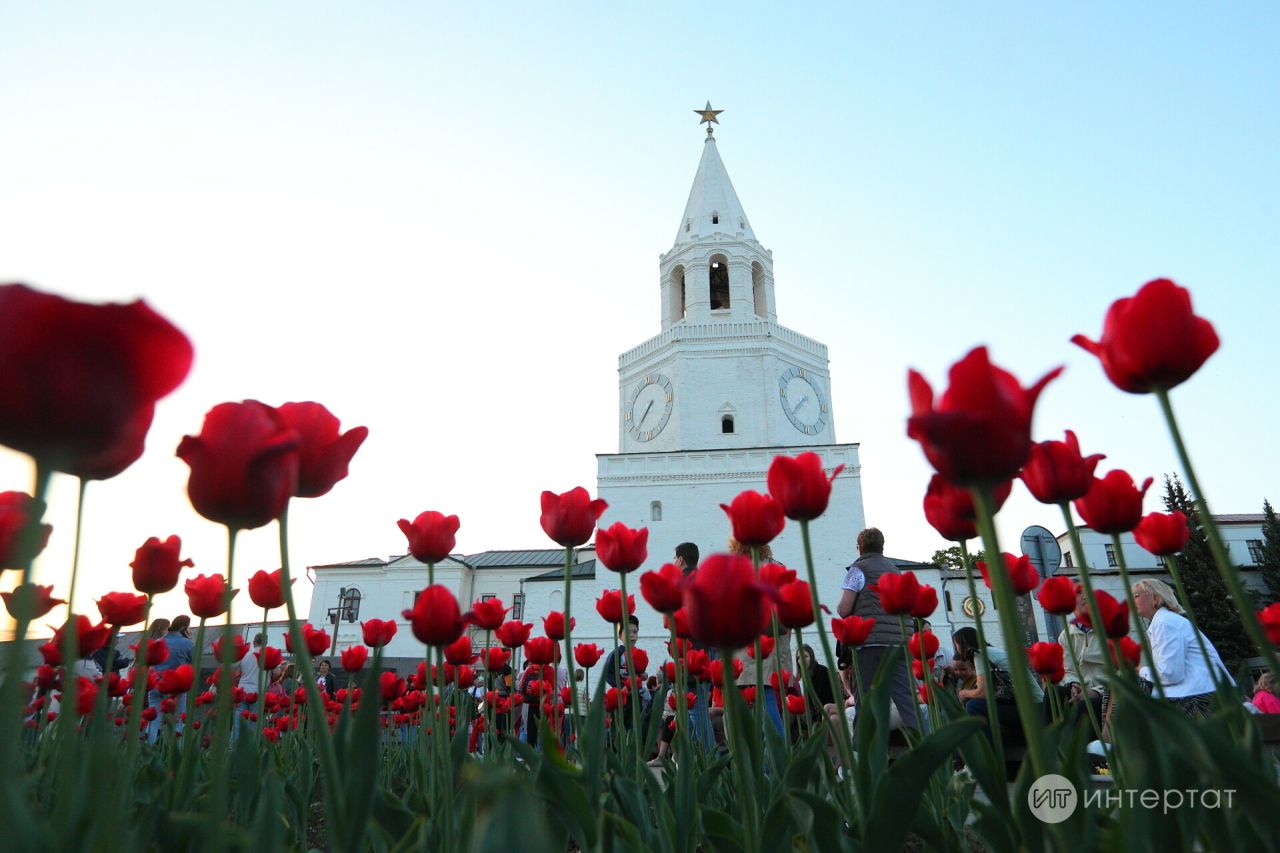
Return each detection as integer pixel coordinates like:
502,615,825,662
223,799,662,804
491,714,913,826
694,101,724,135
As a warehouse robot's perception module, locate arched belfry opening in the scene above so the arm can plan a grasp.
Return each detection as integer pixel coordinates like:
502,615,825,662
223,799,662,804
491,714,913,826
667,265,686,322
752,261,766,317
709,254,730,310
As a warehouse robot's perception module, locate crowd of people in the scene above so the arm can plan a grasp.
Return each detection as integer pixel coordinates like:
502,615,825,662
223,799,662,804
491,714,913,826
47,526,1279,765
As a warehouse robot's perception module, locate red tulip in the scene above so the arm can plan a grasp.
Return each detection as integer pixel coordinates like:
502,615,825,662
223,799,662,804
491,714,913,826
96,592,148,627
539,487,607,548
246,569,286,610
397,511,460,565
156,664,195,695
665,608,691,638
1037,577,1078,616
38,641,63,667
746,634,776,660
53,615,111,658
759,562,798,589
257,646,283,671
922,475,1012,542
0,492,52,570
380,672,407,702
977,553,1040,596
912,659,932,680
524,636,556,666
341,645,369,672
785,694,807,716
401,586,466,648
776,581,815,629
177,401,301,530
1259,603,1280,646
908,630,940,661
185,574,235,619
1028,642,1065,676
685,649,710,679
719,490,785,547
767,452,845,521
1,583,63,621
1111,636,1143,668
910,585,939,619
1075,470,1152,534
831,615,875,647
907,346,1062,486
468,598,509,631
0,283,192,477
596,522,649,574
211,634,250,662
542,611,575,640
1071,278,1219,394
683,553,770,650
1080,590,1130,639
284,624,331,657
129,535,193,596
273,402,367,499
131,638,169,667
604,687,626,712
1020,430,1106,505
443,635,477,667
568,643,602,670
1133,511,1190,557
708,658,744,686
483,647,511,672
629,647,649,674
875,572,921,615
495,621,532,649
361,618,398,648
595,591,635,625
640,563,684,613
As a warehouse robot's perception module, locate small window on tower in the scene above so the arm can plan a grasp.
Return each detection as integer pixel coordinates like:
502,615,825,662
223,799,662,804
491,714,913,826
721,415,734,434
685,219,692,233
651,501,662,522
711,214,719,225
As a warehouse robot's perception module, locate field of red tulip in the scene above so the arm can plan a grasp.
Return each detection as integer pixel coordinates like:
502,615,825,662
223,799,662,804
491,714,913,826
2,279,1280,852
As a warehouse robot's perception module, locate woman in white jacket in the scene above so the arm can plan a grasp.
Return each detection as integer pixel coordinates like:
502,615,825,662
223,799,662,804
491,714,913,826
1132,578,1232,718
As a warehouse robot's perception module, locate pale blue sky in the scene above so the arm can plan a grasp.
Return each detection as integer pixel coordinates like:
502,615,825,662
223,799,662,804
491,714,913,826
2,4,1277,628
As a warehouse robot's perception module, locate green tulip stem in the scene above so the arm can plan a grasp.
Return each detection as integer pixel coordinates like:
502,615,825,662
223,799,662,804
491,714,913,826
1160,554,1228,694
277,507,347,848
970,486,1049,777
562,545,579,753
957,538,1004,765
1111,533,1164,698
1156,388,1280,680
618,569,642,766
798,520,858,815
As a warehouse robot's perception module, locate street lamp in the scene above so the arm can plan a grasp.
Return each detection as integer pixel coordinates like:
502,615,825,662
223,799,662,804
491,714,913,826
326,587,362,656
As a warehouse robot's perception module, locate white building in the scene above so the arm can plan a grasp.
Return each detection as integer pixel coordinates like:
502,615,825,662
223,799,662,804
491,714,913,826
305,114,870,676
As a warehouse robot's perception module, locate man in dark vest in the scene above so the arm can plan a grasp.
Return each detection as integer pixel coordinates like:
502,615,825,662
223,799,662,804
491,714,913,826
837,527,919,731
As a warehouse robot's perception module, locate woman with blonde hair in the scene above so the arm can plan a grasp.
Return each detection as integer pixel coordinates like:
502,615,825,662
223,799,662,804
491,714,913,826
1131,578,1232,718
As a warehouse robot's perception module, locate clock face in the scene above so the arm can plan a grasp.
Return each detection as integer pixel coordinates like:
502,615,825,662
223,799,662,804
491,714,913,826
626,373,674,442
779,366,828,436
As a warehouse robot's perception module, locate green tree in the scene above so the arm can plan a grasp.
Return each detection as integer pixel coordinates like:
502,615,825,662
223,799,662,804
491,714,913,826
1162,475,1254,671
1260,498,1280,604
930,545,985,573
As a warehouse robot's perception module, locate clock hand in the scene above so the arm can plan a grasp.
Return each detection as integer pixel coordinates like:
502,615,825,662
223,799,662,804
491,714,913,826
790,395,808,416
639,400,654,427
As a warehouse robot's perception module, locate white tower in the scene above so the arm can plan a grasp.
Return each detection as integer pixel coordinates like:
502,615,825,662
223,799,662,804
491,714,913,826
598,105,864,607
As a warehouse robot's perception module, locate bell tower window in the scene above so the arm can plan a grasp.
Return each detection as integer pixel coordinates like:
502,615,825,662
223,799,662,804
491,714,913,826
667,265,686,322
752,262,766,317
710,256,730,310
